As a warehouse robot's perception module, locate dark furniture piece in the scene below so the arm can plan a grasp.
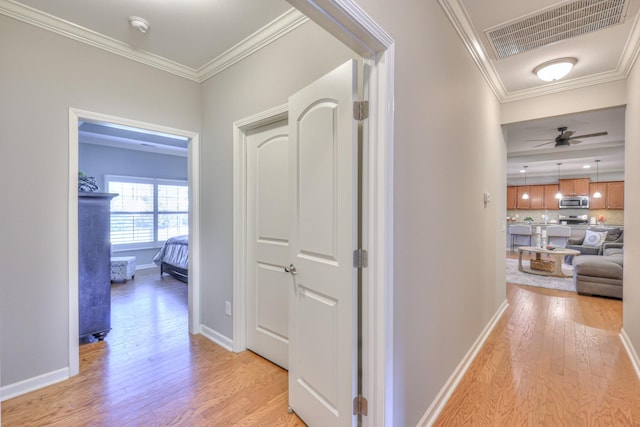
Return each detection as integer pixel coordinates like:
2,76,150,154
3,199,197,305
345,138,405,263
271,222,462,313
153,235,189,283
79,192,117,340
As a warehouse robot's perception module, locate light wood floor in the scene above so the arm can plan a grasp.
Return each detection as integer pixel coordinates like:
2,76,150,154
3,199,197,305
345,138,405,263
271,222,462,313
1,268,305,426
435,254,640,425
5,259,640,426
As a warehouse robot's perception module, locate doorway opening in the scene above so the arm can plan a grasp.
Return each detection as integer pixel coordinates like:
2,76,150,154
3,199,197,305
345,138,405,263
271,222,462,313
503,106,625,285
68,108,201,376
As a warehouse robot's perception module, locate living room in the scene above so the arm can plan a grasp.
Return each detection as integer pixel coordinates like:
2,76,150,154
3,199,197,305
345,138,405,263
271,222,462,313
504,105,625,298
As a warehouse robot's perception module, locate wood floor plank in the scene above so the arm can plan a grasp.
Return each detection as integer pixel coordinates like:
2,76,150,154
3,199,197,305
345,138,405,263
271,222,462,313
1,268,305,426
435,254,640,426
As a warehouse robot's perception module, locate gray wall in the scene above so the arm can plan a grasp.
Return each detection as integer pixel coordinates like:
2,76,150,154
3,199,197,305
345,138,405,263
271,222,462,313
351,1,508,424
198,22,355,340
0,15,200,387
624,49,640,362
79,143,188,266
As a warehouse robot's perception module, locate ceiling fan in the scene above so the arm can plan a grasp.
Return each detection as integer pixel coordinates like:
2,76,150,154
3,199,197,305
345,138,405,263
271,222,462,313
531,126,608,148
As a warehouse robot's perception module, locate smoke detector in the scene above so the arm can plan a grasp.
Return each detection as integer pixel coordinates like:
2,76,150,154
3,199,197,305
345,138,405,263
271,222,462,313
129,16,150,34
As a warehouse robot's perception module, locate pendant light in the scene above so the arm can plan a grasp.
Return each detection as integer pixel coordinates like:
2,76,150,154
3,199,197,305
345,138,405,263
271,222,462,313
521,166,529,200
593,160,602,198
555,163,563,199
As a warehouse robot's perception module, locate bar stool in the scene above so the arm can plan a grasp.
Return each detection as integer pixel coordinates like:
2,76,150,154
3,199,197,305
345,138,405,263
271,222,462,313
509,224,532,251
546,225,571,248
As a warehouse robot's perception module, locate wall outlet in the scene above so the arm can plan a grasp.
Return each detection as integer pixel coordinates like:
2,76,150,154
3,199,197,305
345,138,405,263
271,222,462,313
225,300,232,316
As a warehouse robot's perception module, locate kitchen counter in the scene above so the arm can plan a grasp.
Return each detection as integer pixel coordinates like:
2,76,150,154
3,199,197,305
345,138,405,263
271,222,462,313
507,223,623,245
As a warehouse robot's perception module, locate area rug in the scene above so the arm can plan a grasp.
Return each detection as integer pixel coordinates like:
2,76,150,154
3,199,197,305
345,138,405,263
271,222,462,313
506,258,576,292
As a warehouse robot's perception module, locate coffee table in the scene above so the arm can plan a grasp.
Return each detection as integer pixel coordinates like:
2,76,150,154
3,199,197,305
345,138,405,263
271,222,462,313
517,246,580,278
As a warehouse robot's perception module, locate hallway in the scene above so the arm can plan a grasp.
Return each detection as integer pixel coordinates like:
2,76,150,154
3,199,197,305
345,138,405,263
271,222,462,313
435,281,640,425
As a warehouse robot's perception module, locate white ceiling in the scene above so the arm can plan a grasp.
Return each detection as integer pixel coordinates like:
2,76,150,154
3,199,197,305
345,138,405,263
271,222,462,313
503,106,625,184
0,0,301,81
444,0,640,100
11,0,292,70
441,0,638,183
2,0,635,176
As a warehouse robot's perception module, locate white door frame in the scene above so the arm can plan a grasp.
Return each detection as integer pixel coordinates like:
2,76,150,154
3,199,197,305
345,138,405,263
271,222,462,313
234,1,395,425
67,108,201,376
232,104,289,353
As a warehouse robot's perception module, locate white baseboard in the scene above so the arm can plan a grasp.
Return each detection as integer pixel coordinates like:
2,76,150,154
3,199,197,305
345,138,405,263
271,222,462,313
200,324,234,352
136,263,158,270
620,329,640,380
417,300,509,427
0,367,69,402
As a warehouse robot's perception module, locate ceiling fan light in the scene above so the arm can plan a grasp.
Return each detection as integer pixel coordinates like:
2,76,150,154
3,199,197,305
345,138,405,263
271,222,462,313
593,191,602,198
522,192,529,200
555,191,563,199
533,58,577,82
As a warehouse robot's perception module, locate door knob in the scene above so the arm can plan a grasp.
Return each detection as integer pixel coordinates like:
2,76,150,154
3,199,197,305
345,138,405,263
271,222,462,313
284,264,297,275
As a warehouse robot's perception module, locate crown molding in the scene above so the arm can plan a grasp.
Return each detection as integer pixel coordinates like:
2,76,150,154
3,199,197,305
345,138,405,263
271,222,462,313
0,0,308,83
198,8,308,81
439,0,640,104
0,0,201,81
502,70,628,102
619,6,640,78
438,0,508,102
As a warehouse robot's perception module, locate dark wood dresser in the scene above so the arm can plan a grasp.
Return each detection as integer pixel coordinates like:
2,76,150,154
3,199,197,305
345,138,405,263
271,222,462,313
78,192,117,340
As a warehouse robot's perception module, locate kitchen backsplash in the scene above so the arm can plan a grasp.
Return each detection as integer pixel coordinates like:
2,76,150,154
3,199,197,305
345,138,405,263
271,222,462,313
507,209,624,225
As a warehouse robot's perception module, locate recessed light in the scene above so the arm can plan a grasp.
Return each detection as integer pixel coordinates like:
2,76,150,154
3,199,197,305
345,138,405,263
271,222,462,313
533,57,577,82
129,16,150,34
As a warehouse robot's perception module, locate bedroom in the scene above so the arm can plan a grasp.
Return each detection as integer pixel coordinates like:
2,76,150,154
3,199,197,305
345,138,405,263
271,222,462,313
79,120,191,340
79,121,189,272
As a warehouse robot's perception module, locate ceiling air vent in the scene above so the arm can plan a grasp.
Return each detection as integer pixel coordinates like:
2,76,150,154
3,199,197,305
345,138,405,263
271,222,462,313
485,0,628,59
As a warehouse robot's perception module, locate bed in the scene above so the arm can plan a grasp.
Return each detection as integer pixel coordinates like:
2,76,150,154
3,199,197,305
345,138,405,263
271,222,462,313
153,235,189,283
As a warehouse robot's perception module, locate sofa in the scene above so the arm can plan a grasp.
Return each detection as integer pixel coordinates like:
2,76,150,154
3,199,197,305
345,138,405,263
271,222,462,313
564,227,623,264
572,248,623,299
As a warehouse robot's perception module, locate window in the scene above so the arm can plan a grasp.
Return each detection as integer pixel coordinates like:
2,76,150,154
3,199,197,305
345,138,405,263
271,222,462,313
106,175,188,249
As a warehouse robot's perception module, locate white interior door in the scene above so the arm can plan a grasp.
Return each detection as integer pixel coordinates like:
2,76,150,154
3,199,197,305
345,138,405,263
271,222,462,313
288,59,358,426
246,119,290,369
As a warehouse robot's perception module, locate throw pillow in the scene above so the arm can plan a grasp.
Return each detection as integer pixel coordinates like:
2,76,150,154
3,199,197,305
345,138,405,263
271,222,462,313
583,230,608,247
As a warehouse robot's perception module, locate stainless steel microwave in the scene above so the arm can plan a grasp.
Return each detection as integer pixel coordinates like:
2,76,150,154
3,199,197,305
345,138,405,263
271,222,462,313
559,195,590,209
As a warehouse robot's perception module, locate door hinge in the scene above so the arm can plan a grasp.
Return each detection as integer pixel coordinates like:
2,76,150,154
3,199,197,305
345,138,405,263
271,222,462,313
354,101,369,121
353,248,368,269
353,395,368,416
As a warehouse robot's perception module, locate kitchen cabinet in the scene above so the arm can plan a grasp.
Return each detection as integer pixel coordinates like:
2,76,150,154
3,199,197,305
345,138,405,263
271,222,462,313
589,181,624,209
516,186,530,209
606,181,624,209
543,184,560,210
507,184,559,210
528,185,544,209
507,186,517,210
559,178,590,196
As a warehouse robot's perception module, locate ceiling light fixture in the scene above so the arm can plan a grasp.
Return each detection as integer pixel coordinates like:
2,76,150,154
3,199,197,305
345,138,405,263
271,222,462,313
593,160,602,198
522,166,529,200
533,57,577,82
555,163,563,199
129,16,150,34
